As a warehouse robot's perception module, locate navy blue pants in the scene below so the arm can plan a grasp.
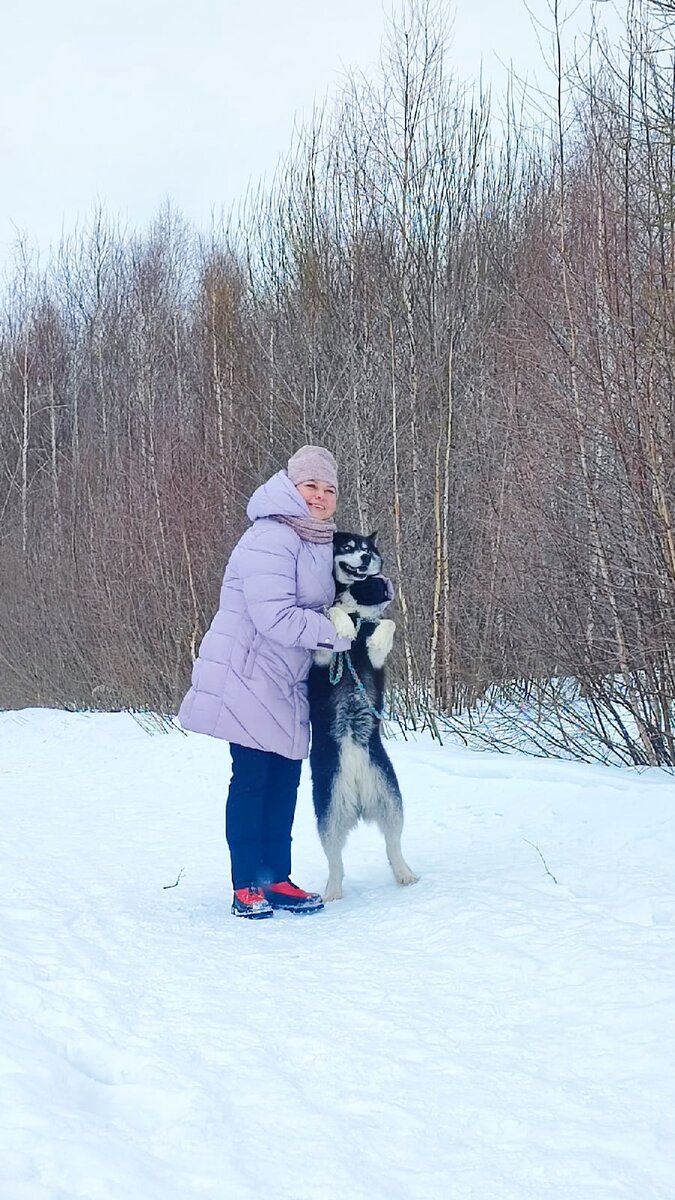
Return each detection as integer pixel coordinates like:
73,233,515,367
226,743,302,890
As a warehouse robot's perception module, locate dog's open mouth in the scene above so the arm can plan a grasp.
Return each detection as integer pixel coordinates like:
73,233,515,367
338,561,369,578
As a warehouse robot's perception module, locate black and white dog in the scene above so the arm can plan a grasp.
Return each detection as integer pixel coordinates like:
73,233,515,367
308,531,418,901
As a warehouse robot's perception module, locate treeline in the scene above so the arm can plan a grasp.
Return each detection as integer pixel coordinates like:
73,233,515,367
1,2,674,765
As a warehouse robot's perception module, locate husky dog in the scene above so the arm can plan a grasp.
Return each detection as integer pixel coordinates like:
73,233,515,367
308,531,418,901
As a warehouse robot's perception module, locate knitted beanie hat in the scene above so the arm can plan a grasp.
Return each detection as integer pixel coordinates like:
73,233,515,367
287,445,338,491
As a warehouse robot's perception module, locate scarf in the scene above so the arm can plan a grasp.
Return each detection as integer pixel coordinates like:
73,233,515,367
270,514,336,544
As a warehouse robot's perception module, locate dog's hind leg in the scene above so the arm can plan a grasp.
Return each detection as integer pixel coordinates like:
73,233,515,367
376,806,419,887
318,821,349,902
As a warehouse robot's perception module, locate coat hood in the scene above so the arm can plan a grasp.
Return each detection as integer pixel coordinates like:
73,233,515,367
246,470,311,523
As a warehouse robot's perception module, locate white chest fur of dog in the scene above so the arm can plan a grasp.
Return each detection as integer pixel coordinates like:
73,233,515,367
331,736,390,823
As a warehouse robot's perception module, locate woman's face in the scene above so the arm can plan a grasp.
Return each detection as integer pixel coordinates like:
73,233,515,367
296,479,337,521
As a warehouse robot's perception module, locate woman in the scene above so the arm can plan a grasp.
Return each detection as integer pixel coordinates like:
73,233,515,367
178,446,355,920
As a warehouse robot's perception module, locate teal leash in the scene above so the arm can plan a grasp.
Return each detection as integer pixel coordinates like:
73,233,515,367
329,616,387,722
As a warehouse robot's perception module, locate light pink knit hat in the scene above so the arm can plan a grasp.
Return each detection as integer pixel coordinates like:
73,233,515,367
287,445,338,491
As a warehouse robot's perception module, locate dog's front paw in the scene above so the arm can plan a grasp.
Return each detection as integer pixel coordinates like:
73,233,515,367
367,619,396,667
328,606,356,640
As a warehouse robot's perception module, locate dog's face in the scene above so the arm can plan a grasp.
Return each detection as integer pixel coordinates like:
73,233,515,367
333,531,383,585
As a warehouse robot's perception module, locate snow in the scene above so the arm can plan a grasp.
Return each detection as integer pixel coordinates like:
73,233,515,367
1,708,674,1200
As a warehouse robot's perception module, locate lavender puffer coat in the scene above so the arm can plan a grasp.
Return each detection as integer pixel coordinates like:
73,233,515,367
177,471,351,759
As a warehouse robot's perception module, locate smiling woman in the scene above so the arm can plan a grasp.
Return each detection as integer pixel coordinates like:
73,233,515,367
287,445,337,522
177,444,355,919
295,480,337,521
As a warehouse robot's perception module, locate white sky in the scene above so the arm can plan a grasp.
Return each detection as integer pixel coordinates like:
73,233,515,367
0,0,620,270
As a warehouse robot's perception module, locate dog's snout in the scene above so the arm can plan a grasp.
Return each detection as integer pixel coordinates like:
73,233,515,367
361,553,371,565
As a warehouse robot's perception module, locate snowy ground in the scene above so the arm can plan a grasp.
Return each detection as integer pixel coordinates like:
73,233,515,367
1,709,674,1200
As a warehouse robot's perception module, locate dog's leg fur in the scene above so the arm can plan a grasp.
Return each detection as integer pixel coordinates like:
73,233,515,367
368,745,419,887
319,822,349,901
366,619,396,669
375,807,419,886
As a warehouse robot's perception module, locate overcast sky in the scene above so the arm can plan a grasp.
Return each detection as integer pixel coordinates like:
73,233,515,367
0,0,618,270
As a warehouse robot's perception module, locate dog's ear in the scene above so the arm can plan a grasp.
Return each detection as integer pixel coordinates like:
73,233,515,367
367,529,379,544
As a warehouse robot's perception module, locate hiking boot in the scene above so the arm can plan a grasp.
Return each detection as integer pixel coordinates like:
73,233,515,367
262,879,324,914
231,886,274,919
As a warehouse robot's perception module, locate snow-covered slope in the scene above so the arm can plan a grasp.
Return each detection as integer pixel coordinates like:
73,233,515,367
1,710,673,1199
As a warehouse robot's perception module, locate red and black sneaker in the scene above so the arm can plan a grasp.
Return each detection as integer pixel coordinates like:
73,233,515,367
231,886,274,920
262,879,324,915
